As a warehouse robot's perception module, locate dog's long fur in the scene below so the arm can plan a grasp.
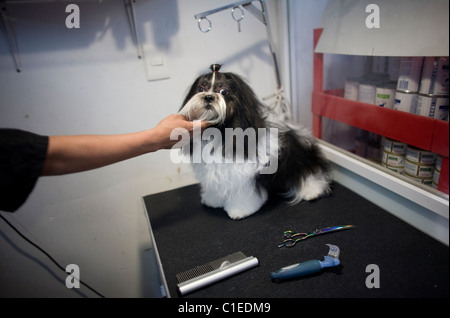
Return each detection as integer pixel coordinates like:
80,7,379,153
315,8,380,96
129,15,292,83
179,65,331,219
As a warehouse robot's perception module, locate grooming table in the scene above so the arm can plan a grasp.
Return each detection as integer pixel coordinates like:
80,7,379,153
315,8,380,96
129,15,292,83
143,182,448,298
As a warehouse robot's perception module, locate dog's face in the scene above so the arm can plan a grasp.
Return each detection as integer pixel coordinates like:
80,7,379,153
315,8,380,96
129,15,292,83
179,66,265,129
179,72,229,125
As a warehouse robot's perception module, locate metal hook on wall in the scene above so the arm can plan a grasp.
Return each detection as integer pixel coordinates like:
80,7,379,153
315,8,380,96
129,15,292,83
194,0,281,89
197,6,244,33
193,0,292,120
231,6,244,32
197,16,212,33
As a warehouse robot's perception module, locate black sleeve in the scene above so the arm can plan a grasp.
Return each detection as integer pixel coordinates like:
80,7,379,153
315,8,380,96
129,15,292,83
0,129,49,212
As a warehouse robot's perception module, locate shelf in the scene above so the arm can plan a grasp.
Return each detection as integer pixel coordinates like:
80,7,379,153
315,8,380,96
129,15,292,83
312,28,449,194
312,90,449,157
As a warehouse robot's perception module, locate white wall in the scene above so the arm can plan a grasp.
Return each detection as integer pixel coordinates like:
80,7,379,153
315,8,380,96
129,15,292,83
288,0,327,128
0,0,288,297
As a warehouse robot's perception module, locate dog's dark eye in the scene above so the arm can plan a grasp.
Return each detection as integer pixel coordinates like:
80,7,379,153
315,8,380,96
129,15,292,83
198,87,205,92
219,88,228,96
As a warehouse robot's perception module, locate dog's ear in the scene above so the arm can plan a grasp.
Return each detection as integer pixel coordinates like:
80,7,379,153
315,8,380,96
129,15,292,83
227,73,259,106
226,73,266,129
180,76,202,111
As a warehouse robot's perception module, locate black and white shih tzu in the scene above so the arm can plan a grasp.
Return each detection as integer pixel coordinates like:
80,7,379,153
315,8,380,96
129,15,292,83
177,64,331,220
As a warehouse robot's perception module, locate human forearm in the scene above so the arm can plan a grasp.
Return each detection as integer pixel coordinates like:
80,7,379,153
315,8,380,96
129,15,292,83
40,114,209,176
41,131,156,176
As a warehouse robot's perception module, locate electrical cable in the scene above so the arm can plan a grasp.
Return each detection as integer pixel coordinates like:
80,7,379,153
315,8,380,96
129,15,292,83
0,214,105,298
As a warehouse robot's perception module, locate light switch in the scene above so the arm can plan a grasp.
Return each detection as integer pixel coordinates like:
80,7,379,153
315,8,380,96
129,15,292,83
142,43,170,81
151,57,164,66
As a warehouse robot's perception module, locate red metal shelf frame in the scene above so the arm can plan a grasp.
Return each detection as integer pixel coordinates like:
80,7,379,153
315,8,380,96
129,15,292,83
312,28,449,194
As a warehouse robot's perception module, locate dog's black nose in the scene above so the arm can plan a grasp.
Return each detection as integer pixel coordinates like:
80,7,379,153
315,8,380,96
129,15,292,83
204,95,215,103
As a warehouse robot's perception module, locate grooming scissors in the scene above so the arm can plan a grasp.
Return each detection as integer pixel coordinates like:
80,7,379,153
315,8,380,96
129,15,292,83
278,225,355,248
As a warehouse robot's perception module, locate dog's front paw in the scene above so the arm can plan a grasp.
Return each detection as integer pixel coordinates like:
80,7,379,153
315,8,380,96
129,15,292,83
200,191,225,209
201,197,222,209
225,208,255,220
223,189,267,220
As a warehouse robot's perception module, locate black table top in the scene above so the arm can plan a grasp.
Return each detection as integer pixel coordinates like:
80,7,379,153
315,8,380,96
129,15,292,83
143,182,448,298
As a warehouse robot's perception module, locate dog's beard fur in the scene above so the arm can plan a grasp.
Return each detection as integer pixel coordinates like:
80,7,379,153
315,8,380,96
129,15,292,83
179,92,227,125
179,69,331,220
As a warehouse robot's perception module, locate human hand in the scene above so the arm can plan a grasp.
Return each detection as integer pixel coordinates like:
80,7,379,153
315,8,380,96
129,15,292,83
150,114,210,150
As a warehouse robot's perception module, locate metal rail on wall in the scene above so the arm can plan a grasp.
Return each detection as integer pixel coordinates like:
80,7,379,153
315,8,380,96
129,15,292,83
0,0,142,72
1,0,292,121
0,0,22,72
194,0,292,121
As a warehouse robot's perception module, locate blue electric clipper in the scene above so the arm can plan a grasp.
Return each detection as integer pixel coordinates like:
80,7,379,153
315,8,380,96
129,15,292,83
270,244,340,280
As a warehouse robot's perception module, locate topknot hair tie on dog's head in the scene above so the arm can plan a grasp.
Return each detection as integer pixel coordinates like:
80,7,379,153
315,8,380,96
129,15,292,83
210,64,221,73
210,64,221,89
